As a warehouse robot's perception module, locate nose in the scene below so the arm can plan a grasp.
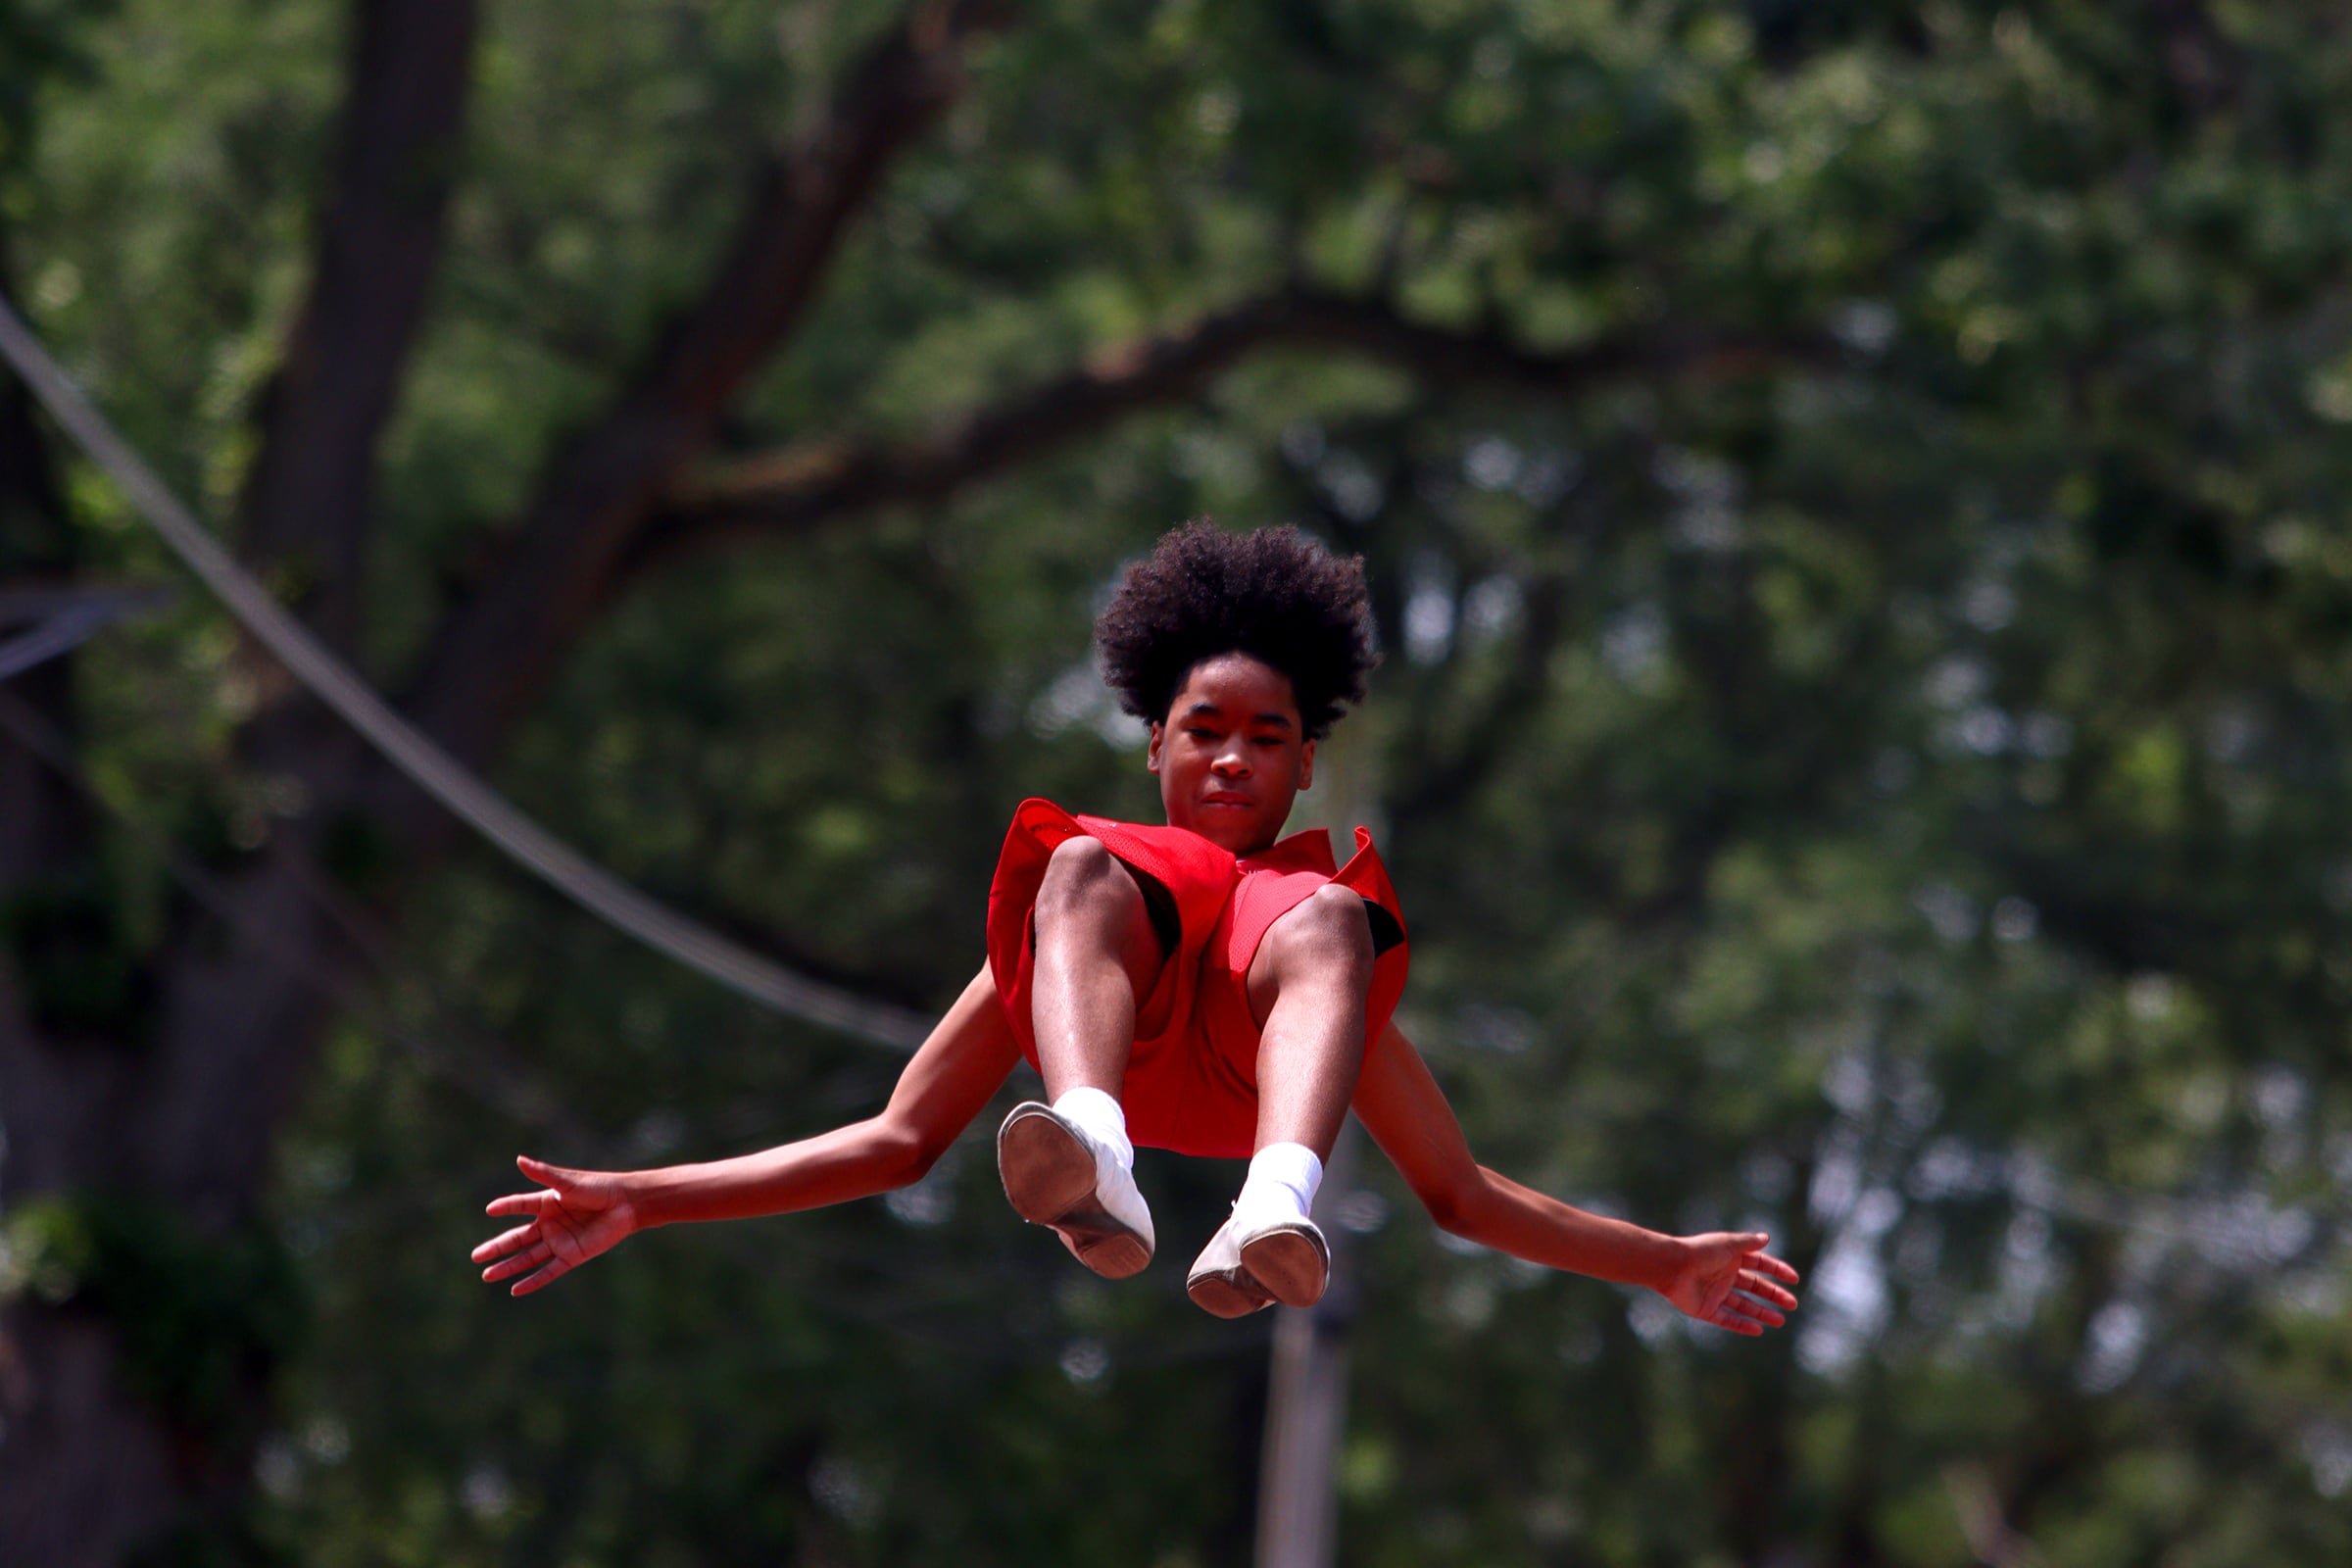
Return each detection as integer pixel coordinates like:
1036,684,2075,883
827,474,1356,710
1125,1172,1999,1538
1212,738,1250,777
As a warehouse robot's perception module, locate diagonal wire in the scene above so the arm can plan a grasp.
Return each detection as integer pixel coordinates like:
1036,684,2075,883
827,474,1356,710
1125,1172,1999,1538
0,305,1305,1364
0,685,983,1336
0,682,1280,1368
0,291,926,1051
0,684,605,1152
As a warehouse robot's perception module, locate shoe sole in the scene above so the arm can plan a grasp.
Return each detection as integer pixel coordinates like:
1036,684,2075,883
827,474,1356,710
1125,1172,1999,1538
1239,1226,1329,1309
997,1106,1151,1281
1185,1270,1273,1319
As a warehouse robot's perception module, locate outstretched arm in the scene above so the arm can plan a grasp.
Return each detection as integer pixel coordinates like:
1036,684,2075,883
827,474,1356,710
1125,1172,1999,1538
1351,1021,1800,1335
472,962,1023,1296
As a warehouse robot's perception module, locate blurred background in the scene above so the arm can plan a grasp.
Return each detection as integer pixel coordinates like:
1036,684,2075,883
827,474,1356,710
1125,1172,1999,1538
4,1,2350,1563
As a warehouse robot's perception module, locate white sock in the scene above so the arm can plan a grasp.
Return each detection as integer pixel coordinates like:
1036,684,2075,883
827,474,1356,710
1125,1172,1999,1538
1232,1142,1324,1229
1051,1087,1134,1175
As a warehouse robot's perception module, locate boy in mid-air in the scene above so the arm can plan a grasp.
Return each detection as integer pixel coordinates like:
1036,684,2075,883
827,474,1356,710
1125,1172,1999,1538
474,521,1800,1331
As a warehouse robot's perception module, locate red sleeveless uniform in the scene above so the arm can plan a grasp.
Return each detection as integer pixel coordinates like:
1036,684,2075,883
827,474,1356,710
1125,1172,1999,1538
986,799,1410,1159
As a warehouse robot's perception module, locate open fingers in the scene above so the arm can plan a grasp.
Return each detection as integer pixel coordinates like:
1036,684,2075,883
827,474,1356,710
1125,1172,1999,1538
517,1153,593,1191
480,1241,551,1284
470,1221,541,1264
1703,1293,1785,1335
509,1254,572,1297
1744,1249,1801,1287
484,1189,559,1220
1739,1268,1800,1312
1706,1302,1764,1335
1720,1289,1787,1331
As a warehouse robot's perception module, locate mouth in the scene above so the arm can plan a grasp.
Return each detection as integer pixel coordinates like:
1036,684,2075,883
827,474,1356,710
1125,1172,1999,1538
1200,793,1254,809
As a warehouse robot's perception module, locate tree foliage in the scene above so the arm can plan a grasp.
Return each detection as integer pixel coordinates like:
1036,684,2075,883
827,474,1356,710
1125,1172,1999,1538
3,1,2350,1563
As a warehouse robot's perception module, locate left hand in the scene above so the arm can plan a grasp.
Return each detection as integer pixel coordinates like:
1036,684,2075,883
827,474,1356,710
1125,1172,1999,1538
1659,1232,1801,1335
470,1155,642,1298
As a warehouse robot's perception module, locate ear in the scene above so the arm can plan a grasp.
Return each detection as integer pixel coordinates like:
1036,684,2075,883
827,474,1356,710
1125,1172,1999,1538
1147,720,1164,774
1297,737,1316,791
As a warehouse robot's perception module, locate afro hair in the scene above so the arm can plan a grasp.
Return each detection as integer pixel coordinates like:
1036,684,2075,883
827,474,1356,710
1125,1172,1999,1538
1096,518,1380,740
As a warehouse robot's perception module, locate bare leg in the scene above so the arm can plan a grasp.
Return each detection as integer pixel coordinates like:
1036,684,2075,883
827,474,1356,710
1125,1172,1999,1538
1186,886,1375,1315
1243,884,1375,1159
1028,836,1167,1100
1002,837,1166,1280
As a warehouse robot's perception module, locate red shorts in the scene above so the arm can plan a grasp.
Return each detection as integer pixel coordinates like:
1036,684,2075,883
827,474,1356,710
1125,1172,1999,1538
986,799,1409,1159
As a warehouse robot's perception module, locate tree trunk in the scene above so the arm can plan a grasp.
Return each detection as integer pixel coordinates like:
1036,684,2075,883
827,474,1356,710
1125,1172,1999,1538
0,216,189,1567
0,2,478,1556
0,5,1009,1558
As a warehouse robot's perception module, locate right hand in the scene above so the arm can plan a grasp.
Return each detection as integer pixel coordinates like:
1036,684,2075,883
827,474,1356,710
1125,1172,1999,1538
471,1155,644,1297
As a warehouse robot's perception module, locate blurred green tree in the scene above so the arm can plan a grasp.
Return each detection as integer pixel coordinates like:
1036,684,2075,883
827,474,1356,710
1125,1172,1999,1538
2,1,2349,1564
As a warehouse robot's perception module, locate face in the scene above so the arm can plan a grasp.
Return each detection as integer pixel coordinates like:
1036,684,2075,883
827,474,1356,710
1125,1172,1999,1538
1148,651,1316,855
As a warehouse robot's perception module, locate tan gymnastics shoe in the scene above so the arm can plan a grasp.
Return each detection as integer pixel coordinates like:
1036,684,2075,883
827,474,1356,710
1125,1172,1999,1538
1185,1209,1331,1318
996,1102,1154,1280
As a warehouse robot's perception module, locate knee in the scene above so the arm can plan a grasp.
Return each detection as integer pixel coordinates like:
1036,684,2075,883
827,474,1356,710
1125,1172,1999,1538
1268,885,1374,984
1035,836,1140,928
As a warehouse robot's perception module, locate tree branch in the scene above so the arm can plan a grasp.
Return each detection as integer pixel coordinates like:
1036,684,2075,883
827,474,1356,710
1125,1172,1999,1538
633,286,1820,576
391,0,1013,792
237,0,480,653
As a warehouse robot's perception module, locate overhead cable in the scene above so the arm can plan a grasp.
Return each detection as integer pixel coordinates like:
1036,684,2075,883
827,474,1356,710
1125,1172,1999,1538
0,292,928,1053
